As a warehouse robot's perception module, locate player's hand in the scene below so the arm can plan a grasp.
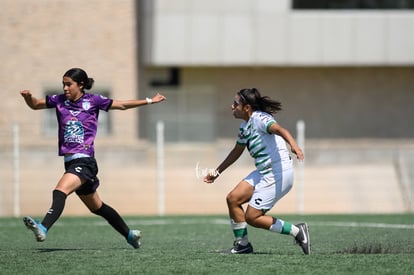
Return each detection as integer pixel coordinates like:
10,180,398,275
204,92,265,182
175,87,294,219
151,93,166,103
291,146,304,161
20,90,33,98
203,171,219,184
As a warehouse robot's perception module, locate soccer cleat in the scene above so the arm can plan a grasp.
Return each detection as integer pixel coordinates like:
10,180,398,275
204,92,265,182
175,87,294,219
23,216,47,242
127,230,142,249
223,240,254,254
295,223,311,255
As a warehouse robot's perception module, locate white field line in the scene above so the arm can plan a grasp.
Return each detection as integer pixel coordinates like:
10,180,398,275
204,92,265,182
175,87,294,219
128,220,414,229
3,218,414,229
69,219,414,229
311,221,414,229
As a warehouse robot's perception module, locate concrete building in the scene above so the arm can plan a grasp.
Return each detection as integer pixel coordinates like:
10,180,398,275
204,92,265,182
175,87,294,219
1,0,413,217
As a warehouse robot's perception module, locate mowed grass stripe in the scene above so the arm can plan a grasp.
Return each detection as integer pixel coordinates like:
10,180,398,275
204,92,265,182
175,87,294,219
0,214,413,274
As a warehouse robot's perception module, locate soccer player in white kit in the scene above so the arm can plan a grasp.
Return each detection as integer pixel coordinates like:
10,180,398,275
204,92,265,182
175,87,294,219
204,88,310,255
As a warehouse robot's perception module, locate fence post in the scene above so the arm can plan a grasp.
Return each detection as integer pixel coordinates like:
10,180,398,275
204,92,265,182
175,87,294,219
296,120,305,215
156,121,165,216
13,123,20,217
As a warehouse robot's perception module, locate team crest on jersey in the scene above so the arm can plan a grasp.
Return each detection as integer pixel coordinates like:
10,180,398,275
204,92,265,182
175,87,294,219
82,100,91,110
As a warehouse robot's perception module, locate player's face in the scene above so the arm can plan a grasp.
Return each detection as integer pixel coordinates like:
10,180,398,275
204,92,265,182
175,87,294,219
62,76,83,101
232,95,249,121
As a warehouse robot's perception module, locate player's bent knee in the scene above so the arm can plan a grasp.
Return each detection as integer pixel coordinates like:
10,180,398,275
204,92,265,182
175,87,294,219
226,194,241,208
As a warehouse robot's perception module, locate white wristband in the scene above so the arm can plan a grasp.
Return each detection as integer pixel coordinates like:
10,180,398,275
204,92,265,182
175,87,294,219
146,97,153,104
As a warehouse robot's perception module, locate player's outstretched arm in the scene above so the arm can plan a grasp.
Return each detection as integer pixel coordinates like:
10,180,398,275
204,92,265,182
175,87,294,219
204,143,245,184
111,93,166,110
20,90,47,110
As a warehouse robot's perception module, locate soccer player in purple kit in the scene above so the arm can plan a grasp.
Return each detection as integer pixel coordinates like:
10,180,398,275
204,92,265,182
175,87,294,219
20,68,166,249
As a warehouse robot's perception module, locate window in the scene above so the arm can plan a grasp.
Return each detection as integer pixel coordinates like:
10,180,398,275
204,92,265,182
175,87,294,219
43,90,112,137
292,0,414,9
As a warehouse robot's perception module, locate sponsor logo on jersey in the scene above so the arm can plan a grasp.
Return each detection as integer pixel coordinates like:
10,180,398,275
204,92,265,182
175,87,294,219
69,110,81,117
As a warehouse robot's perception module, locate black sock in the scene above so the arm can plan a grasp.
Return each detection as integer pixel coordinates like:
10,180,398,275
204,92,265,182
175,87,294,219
41,189,67,230
92,203,130,238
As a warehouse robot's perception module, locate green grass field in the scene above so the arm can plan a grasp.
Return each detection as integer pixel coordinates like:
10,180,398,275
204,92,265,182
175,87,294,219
1,214,413,274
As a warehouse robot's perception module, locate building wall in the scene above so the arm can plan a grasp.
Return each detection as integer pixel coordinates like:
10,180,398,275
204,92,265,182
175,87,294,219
138,0,414,140
0,0,147,217
142,66,414,140
0,0,139,147
140,0,414,66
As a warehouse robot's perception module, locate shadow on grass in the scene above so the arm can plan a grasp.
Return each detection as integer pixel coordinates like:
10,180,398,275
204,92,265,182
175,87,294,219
37,248,83,253
208,250,273,255
36,247,126,253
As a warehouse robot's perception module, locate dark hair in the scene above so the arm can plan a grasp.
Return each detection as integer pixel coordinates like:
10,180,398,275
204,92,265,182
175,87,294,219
238,88,282,115
63,68,94,91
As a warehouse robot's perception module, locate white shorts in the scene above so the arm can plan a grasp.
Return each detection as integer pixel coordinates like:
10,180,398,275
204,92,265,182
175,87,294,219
244,167,294,212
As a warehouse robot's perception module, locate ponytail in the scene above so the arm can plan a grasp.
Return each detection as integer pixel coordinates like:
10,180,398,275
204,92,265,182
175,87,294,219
83,78,95,90
238,88,282,115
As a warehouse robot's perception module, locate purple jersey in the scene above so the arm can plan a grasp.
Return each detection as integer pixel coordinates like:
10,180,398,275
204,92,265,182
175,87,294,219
46,93,113,157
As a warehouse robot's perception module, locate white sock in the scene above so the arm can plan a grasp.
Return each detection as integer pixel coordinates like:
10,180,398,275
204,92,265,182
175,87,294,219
231,219,249,245
269,219,284,233
269,219,300,237
291,225,300,237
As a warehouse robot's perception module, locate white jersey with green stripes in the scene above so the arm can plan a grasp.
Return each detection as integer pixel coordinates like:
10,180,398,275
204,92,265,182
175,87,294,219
237,111,292,175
